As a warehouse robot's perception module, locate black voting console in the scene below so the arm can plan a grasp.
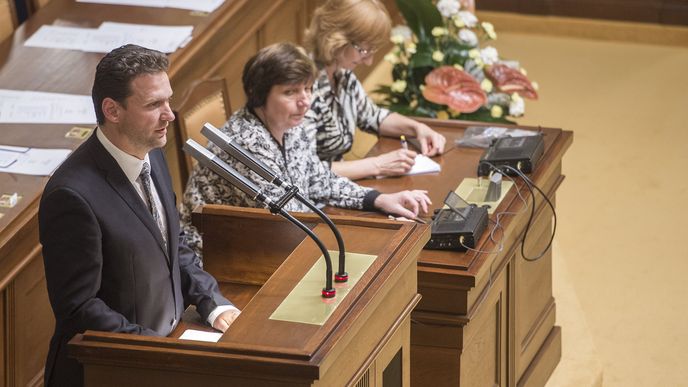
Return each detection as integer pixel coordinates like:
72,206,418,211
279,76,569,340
425,192,488,251
478,134,544,176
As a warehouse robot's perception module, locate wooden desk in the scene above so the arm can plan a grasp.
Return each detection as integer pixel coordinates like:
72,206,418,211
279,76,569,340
0,1,319,386
70,208,430,386
328,119,573,387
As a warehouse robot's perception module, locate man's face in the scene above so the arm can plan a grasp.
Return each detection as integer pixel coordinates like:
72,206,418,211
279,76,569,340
115,72,175,157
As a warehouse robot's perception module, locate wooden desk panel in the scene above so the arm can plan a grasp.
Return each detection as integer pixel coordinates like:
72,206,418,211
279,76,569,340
330,119,572,387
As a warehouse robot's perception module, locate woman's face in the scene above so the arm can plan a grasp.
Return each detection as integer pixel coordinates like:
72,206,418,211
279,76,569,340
335,42,376,71
262,82,312,132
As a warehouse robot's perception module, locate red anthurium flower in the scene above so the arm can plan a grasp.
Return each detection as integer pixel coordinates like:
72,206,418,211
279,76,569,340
485,63,538,99
422,66,486,113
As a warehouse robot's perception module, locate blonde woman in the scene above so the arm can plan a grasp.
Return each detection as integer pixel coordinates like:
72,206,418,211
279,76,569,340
304,0,446,180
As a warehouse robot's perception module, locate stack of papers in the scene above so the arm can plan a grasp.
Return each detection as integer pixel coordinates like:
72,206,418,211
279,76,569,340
77,0,225,13
0,145,71,176
0,89,96,124
25,22,194,53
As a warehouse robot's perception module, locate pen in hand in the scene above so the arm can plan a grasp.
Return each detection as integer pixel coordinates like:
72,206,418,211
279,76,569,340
400,135,408,150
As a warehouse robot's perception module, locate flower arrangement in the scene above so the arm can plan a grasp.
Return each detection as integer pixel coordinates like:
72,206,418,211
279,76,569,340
375,0,539,123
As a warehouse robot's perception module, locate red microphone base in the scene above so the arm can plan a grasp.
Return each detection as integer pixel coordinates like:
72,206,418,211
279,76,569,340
334,272,349,282
322,288,336,298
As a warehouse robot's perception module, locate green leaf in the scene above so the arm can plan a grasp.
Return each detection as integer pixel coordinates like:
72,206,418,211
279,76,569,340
395,0,443,41
387,104,417,116
414,106,436,117
409,51,433,68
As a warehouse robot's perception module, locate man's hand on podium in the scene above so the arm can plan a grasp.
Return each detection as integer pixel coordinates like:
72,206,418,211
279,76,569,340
213,309,241,332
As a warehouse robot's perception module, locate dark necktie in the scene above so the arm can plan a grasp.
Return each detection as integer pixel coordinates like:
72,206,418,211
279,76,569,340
139,162,167,248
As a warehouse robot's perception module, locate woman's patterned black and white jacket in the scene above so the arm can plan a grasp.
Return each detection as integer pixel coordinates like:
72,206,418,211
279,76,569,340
180,107,380,256
305,67,390,165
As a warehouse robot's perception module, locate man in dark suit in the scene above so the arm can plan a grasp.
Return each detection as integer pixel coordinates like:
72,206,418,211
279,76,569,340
38,44,240,387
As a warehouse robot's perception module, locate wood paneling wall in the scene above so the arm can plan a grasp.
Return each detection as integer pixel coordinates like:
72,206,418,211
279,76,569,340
477,0,688,26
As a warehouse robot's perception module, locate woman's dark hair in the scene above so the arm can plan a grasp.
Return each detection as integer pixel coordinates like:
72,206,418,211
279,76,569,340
92,44,169,125
242,42,317,109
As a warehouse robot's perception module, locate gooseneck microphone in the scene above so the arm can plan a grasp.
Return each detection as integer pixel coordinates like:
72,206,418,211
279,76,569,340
201,123,348,282
184,140,336,298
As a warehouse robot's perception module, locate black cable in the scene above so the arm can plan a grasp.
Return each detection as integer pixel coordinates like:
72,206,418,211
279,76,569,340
479,161,557,262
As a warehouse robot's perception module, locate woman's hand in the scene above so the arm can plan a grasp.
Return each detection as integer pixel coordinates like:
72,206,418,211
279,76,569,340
374,190,432,219
415,123,446,156
373,148,418,176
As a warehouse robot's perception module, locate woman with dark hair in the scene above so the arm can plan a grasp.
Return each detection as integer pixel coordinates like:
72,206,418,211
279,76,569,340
304,0,447,180
180,42,431,256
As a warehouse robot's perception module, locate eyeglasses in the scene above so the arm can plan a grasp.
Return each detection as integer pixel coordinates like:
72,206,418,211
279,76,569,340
351,42,377,58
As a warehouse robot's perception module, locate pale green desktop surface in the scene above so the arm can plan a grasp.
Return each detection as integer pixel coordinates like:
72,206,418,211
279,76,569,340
269,251,377,326
454,177,514,214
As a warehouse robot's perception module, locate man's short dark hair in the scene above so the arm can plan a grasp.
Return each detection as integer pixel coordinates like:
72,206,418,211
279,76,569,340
92,44,169,125
242,42,317,110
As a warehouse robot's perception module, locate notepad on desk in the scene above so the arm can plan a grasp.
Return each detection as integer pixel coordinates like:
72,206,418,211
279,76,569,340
406,154,441,175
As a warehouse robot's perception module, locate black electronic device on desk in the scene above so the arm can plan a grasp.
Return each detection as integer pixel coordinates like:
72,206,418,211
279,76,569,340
478,133,544,176
425,192,488,251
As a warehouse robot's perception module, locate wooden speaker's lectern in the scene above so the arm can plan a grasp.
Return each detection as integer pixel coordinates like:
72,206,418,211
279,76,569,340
70,205,429,386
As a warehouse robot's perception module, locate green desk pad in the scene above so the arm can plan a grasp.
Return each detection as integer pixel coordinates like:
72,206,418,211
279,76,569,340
454,177,514,214
269,251,377,326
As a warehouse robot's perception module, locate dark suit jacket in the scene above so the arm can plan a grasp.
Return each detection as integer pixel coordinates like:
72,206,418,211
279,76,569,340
39,132,232,387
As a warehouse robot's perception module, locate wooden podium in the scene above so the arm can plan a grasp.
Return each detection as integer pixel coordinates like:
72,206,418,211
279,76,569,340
70,207,429,387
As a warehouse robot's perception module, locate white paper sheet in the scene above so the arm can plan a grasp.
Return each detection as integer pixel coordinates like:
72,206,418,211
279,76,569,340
0,89,96,124
166,0,225,12
76,0,225,13
178,329,222,343
406,154,441,175
25,23,193,53
77,0,166,7
24,25,93,51
0,147,71,176
0,152,18,168
96,22,193,53
0,145,30,152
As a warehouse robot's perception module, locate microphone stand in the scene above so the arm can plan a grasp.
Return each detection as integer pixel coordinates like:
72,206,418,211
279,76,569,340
294,193,347,282
184,140,336,298
201,123,348,282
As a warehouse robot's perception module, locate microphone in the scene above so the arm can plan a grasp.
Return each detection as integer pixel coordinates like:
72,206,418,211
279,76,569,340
183,140,336,298
200,123,348,282
201,123,287,187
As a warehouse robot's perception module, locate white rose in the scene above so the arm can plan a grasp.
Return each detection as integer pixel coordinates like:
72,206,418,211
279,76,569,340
437,0,460,18
490,105,503,118
458,28,478,46
458,11,478,27
391,34,405,44
480,46,499,65
509,94,525,116
482,22,497,39
432,50,445,62
384,53,399,64
432,27,448,37
391,25,412,40
480,79,493,92
391,80,407,93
